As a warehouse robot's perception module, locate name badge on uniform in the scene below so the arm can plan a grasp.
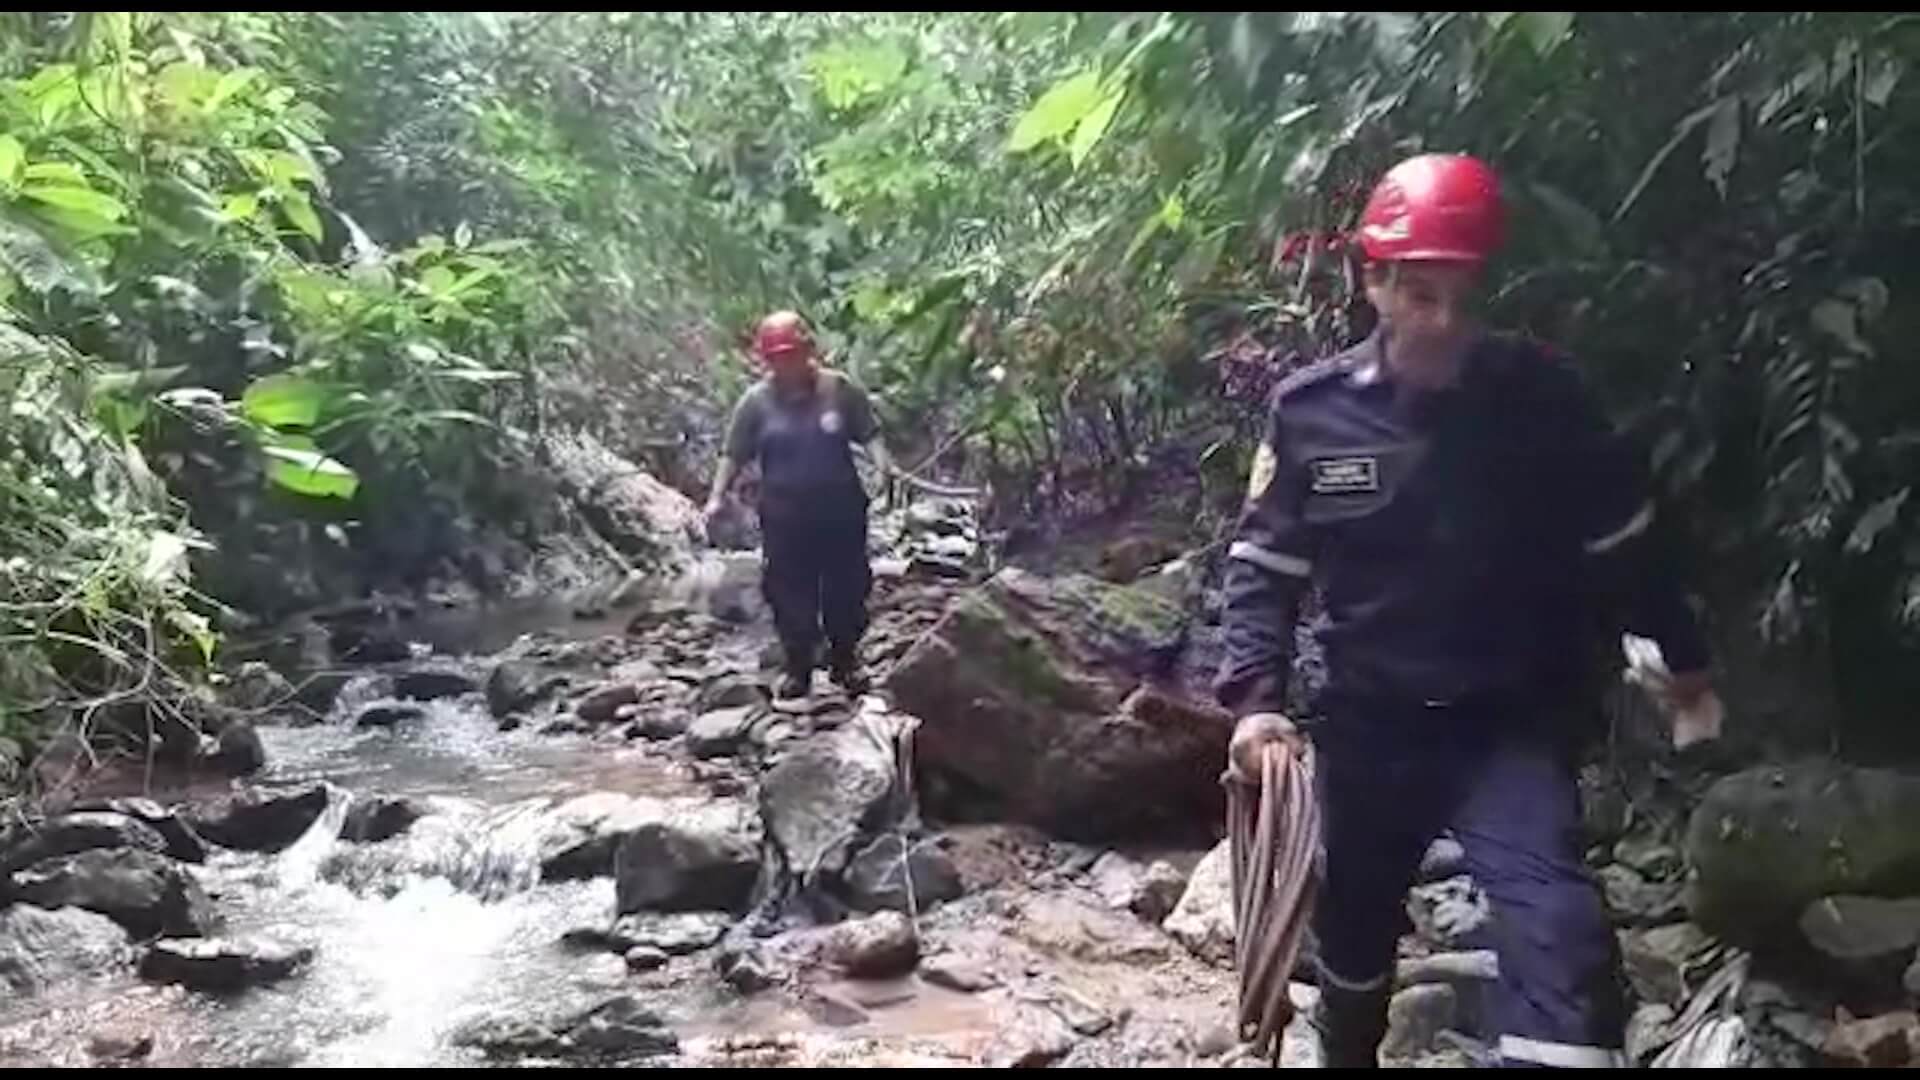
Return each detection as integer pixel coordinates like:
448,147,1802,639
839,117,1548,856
1310,456,1380,495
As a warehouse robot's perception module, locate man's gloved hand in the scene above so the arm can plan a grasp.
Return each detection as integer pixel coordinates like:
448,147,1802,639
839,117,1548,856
1227,712,1305,786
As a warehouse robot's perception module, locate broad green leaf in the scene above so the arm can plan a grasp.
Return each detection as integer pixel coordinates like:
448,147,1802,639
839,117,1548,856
281,190,323,241
1009,71,1103,153
221,192,260,222
23,162,88,186
158,60,214,110
261,436,359,500
23,203,132,240
21,184,127,221
1069,87,1125,169
266,150,318,188
242,373,328,428
206,68,258,113
419,265,457,295
0,136,22,189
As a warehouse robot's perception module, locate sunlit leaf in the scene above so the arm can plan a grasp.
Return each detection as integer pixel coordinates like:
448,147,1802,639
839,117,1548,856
1069,87,1125,169
281,190,323,241
261,434,359,499
242,373,329,428
0,136,23,189
21,183,126,221
1009,70,1103,153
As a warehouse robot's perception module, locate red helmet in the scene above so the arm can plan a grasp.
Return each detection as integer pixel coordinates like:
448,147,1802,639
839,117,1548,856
1356,153,1505,264
752,310,815,369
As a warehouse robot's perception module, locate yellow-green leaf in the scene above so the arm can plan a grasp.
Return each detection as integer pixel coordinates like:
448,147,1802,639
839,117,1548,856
0,136,22,189
22,183,127,221
1009,71,1103,153
167,608,218,665
242,372,327,428
1069,87,1125,168
419,265,456,296
221,192,260,222
281,190,322,241
23,161,88,186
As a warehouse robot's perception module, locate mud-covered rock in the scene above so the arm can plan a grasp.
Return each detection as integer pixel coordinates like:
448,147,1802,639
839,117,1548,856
888,569,1219,840
826,911,918,979
487,660,568,719
71,799,207,863
843,834,963,914
1,812,168,875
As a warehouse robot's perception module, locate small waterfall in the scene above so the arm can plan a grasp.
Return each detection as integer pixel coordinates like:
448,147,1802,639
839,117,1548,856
317,797,578,902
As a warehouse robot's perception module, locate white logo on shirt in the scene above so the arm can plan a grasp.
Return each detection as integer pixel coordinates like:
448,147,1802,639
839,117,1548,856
820,410,844,435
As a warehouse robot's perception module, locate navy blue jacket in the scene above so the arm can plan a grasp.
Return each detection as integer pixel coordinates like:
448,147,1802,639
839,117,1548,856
1214,332,1709,714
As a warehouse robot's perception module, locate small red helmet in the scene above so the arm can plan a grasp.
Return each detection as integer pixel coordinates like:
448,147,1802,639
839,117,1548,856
1356,153,1505,264
752,310,815,369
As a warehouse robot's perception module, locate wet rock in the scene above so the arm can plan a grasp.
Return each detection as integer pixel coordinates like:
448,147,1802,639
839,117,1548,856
921,953,998,993
889,570,1220,839
1164,839,1233,963
1599,862,1687,927
1382,983,1457,1059
0,904,131,994
72,799,207,863
1625,1003,1677,1064
844,834,964,914
1613,832,1683,881
604,912,731,956
354,702,425,729
1686,762,1920,944
341,797,425,844
1799,895,1920,962
140,937,313,992
687,706,759,759
1,812,168,875
1089,852,1184,924
827,911,919,978
613,799,760,914
487,661,567,718
985,1005,1077,1068
697,673,765,712
716,938,777,994
627,710,690,741
760,723,902,886
1408,875,1492,948
625,946,668,972
394,665,479,701
188,783,331,852
88,1032,154,1061
536,793,664,881
1822,1010,1918,1067
224,661,296,711
1047,988,1114,1036
576,682,640,725
454,995,680,1062
9,848,217,938
1619,922,1717,1005
541,716,593,736
208,720,267,776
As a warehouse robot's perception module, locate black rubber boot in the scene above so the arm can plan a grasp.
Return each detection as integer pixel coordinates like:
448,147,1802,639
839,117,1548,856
827,644,869,695
776,667,811,702
1313,983,1390,1068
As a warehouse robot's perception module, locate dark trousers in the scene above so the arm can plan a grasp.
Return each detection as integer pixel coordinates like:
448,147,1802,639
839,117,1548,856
1312,699,1624,1068
761,507,870,674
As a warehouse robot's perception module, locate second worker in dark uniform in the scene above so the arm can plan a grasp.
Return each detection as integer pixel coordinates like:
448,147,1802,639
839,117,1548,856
706,311,888,701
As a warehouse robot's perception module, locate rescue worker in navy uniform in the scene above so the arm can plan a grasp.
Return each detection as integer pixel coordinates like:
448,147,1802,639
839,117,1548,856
1216,154,1725,1068
705,311,888,701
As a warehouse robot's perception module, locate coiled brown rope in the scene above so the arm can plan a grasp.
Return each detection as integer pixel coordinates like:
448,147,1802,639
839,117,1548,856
1228,740,1322,1065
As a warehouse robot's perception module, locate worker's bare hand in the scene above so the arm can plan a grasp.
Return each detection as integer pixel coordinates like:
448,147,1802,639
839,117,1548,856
1227,712,1303,786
